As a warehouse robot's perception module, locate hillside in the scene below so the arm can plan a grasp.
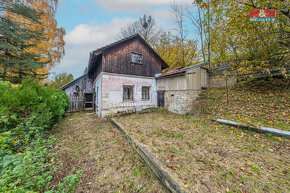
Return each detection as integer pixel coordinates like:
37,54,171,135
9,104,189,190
192,76,290,131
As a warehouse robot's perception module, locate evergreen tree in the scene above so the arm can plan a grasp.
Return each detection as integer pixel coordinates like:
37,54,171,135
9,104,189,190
0,1,47,83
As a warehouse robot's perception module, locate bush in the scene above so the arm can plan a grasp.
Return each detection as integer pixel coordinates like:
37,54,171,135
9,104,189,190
0,79,81,192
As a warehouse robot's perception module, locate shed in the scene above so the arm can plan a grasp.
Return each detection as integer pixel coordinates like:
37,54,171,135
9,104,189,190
156,62,209,114
60,74,94,112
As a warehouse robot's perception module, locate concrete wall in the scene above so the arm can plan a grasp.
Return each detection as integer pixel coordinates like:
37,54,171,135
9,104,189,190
164,90,201,114
96,72,157,117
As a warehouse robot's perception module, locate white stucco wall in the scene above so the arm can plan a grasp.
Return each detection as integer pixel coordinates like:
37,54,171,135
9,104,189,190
95,76,102,117
95,72,157,117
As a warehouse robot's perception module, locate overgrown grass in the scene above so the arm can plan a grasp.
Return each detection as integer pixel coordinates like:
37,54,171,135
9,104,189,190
116,109,289,192
192,76,289,130
51,112,164,192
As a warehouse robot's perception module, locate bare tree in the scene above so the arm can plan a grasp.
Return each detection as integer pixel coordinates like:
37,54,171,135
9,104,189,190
170,2,186,66
185,0,213,65
117,14,162,45
185,2,206,62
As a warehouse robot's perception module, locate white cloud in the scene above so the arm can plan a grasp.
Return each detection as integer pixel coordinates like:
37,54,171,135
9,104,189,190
93,0,185,13
51,18,134,78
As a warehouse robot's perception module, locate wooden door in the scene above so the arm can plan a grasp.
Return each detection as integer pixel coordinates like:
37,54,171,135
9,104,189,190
157,91,165,108
84,93,93,108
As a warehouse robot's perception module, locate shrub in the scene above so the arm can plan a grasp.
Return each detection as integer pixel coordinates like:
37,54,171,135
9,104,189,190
0,79,81,192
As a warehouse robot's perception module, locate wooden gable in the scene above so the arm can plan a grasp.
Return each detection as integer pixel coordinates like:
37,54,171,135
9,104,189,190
88,34,168,79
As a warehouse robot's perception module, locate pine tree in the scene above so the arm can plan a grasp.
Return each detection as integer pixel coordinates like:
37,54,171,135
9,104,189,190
0,1,47,83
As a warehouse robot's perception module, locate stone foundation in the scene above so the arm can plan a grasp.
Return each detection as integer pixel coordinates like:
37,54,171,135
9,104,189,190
164,90,201,114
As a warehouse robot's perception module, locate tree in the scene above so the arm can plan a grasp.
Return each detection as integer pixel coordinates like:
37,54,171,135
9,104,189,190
117,14,162,45
0,1,47,83
50,72,73,89
185,2,207,62
170,2,186,66
6,0,65,78
155,32,199,71
197,0,289,74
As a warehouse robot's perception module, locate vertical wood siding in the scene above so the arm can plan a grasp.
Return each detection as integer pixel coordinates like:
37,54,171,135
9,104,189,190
157,67,209,91
63,75,93,112
102,38,163,77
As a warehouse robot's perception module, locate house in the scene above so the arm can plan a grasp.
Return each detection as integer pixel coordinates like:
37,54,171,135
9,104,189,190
156,62,209,114
61,34,168,117
61,34,234,116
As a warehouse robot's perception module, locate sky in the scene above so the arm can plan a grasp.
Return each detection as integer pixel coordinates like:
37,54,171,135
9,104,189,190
51,0,190,79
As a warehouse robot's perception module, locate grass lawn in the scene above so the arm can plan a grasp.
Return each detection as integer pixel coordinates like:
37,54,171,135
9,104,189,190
115,109,289,192
50,112,164,192
192,76,289,131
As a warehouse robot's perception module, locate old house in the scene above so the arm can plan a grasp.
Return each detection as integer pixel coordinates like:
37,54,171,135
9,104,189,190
61,34,234,116
61,34,168,117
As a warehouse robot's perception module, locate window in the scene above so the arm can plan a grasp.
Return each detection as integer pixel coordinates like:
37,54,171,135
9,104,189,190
131,52,143,64
123,86,133,101
142,87,150,100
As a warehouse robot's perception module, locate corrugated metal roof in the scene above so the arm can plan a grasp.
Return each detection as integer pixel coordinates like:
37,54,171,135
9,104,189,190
156,62,209,78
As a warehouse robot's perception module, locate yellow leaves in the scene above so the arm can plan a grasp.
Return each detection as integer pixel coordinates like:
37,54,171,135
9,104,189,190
155,33,199,71
12,84,21,88
183,184,189,188
8,0,65,79
281,68,286,74
247,162,251,166
241,167,245,171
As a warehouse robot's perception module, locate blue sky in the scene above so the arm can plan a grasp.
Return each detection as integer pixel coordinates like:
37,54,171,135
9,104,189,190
51,0,190,78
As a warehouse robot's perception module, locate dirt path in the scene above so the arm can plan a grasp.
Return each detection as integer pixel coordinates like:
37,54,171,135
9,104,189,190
52,112,164,192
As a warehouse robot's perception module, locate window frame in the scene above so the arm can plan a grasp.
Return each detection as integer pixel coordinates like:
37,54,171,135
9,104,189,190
131,52,143,64
123,85,134,101
141,86,150,101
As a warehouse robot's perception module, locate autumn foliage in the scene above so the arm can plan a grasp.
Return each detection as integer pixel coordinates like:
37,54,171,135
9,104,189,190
6,0,65,78
155,32,199,71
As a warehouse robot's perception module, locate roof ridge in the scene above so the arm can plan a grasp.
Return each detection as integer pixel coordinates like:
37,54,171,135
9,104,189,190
60,74,87,90
92,33,140,54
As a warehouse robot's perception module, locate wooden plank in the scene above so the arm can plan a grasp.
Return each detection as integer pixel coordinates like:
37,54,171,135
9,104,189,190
102,38,162,77
111,119,186,193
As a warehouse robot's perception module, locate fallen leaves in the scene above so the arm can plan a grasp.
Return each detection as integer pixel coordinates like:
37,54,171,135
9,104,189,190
192,77,290,131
